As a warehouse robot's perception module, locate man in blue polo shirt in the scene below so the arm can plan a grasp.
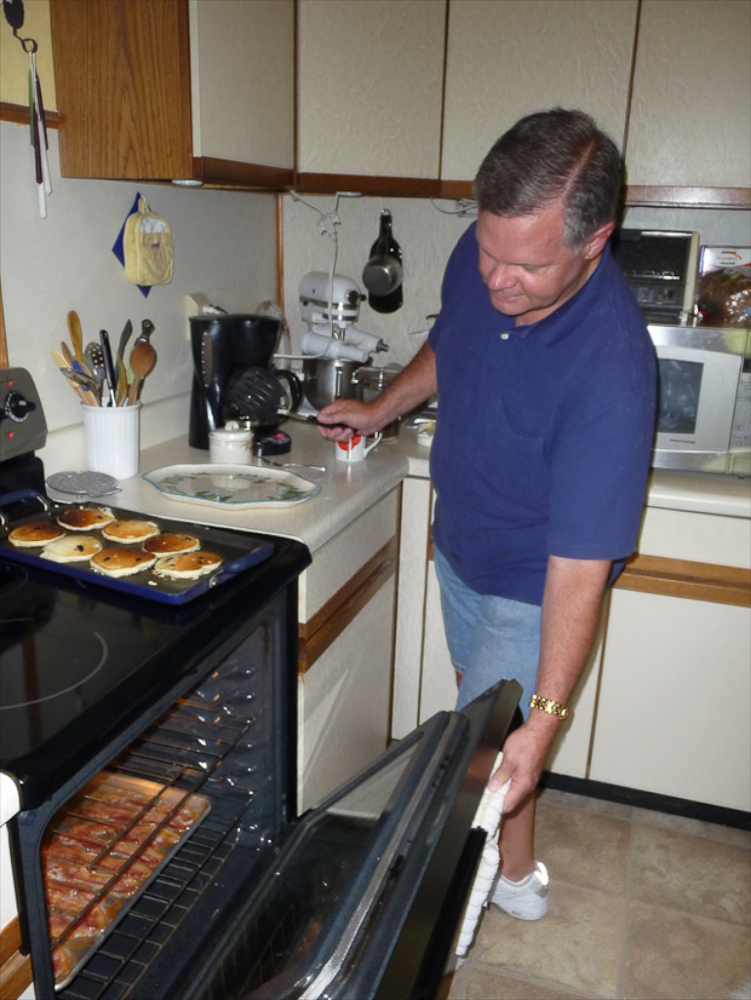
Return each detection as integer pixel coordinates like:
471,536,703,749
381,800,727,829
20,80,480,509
318,108,656,921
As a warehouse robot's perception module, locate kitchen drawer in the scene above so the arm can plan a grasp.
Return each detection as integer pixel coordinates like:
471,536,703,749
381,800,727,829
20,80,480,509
298,489,399,624
637,504,751,568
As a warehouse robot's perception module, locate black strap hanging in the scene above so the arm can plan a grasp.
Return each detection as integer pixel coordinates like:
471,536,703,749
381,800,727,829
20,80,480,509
2,0,52,215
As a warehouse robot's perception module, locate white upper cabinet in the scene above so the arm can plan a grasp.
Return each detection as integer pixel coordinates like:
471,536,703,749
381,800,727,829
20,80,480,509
625,0,751,188
190,0,295,169
441,0,639,182
297,0,446,179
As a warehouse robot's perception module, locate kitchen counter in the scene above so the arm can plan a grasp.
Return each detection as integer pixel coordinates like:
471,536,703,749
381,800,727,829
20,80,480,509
645,467,751,518
108,423,408,554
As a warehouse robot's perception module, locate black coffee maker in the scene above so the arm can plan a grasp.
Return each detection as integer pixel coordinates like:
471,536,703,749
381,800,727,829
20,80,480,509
189,314,285,448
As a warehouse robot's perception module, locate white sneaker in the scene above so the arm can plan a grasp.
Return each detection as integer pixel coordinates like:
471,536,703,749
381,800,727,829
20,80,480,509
490,860,549,920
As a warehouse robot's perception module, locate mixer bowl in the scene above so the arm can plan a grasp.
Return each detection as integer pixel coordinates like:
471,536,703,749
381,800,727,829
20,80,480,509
302,358,363,410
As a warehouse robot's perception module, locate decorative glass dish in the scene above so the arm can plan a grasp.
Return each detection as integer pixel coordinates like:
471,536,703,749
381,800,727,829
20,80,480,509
142,464,320,509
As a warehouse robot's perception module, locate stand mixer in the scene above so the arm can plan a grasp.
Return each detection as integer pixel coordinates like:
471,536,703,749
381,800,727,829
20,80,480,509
299,271,388,409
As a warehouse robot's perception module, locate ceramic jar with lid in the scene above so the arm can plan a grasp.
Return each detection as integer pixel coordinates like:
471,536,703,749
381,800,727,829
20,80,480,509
209,420,253,465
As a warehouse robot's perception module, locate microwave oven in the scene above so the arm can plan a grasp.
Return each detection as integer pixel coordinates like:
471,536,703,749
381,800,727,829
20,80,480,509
649,324,751,476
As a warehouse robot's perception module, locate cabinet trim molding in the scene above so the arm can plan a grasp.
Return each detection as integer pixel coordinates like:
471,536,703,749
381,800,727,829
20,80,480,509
626,186,751,209
439,179,751,210
195,157,294,189
615,553,751,607
298,536,398,674
0,917,32,999
295,172,443,198
0,101,62,127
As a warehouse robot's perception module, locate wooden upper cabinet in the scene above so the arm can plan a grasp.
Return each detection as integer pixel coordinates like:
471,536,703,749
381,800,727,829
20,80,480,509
50,0,192,180
625,0,751,191
296,0,446,194
49,0,295,187
440,0,639,184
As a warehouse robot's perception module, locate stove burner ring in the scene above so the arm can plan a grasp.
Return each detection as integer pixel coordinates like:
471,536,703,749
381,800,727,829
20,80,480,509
0,561,29,603
0,632,109,710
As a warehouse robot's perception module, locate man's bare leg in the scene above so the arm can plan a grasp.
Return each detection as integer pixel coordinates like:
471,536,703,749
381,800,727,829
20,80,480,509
498,790,535,881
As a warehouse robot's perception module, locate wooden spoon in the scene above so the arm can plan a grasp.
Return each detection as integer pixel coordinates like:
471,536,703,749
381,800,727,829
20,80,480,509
127,341,157,405
67,310,85,366
60,341,75,368
116,356,128,406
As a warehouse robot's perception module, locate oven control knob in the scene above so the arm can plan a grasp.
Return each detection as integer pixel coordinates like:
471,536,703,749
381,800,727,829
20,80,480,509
2,389,36,422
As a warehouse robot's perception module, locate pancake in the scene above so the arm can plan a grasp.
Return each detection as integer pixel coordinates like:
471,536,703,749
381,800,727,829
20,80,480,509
56,506,115,531
91,547,157,578
8,521,66,547
101,520,160,544
143,532,201,556
42,535,103,563
153,551,223,581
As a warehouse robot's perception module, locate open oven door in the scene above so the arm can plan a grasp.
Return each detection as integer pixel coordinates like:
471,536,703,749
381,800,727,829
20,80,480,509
179,677,521,1000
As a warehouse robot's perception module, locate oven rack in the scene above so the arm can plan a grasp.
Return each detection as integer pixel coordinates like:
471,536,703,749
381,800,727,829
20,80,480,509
48,623,288,1000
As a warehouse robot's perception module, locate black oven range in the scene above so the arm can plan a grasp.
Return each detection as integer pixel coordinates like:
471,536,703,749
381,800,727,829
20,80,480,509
1,370,521,1000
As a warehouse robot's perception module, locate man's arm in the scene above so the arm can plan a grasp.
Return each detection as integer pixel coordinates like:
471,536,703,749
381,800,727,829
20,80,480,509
316,341,437,440
490,554,611,812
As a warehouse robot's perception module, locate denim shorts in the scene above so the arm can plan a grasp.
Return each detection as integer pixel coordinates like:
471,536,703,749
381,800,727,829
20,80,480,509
433,546,541,717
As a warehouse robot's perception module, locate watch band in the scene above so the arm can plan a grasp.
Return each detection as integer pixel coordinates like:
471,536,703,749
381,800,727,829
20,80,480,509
529,693,570,720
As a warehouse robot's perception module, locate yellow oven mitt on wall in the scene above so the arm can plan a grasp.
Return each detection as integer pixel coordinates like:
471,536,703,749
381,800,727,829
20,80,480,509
122,196,174,285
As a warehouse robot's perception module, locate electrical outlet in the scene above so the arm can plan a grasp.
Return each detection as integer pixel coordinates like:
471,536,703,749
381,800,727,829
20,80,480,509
184,293,212,338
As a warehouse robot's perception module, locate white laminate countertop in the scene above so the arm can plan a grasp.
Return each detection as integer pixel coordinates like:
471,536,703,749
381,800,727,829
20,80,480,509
645,468,751,518
105,424,409,555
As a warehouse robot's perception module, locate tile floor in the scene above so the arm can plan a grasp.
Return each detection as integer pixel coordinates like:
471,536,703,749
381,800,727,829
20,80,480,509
438,787,751,1000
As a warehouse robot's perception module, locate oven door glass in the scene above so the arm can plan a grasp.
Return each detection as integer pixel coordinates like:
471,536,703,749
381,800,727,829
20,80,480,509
181,678,521,1000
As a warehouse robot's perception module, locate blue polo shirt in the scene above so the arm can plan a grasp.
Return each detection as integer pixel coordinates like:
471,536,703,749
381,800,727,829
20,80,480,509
429,221,657,606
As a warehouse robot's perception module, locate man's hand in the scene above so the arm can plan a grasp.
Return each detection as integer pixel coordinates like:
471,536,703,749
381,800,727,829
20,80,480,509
488,713,557,813
316,399,383,440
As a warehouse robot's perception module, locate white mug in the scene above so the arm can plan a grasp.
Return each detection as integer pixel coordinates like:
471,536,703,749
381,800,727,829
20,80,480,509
334,432,382,463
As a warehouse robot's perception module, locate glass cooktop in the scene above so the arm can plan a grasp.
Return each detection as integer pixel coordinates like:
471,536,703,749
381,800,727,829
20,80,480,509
0,555,193,802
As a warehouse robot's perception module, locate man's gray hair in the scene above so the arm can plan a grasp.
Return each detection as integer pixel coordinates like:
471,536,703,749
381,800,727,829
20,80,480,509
474,108,624,250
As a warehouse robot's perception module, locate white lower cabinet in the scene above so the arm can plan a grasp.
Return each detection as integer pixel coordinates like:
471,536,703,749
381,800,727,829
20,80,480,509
589,588,751,812
296,490,399,812
298,579,396,812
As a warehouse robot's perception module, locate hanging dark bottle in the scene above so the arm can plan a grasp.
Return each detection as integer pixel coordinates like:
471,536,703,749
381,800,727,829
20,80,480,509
362,209,403,313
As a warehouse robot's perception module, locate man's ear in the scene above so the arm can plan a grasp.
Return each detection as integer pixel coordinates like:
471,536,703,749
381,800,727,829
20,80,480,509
583,221,615,260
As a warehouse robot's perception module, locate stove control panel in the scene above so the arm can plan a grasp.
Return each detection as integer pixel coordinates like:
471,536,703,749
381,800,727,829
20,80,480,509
0,368,47,462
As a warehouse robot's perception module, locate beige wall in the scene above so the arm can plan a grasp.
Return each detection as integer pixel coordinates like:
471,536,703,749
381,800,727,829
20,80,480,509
0,0,56,108
0,120,278,474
